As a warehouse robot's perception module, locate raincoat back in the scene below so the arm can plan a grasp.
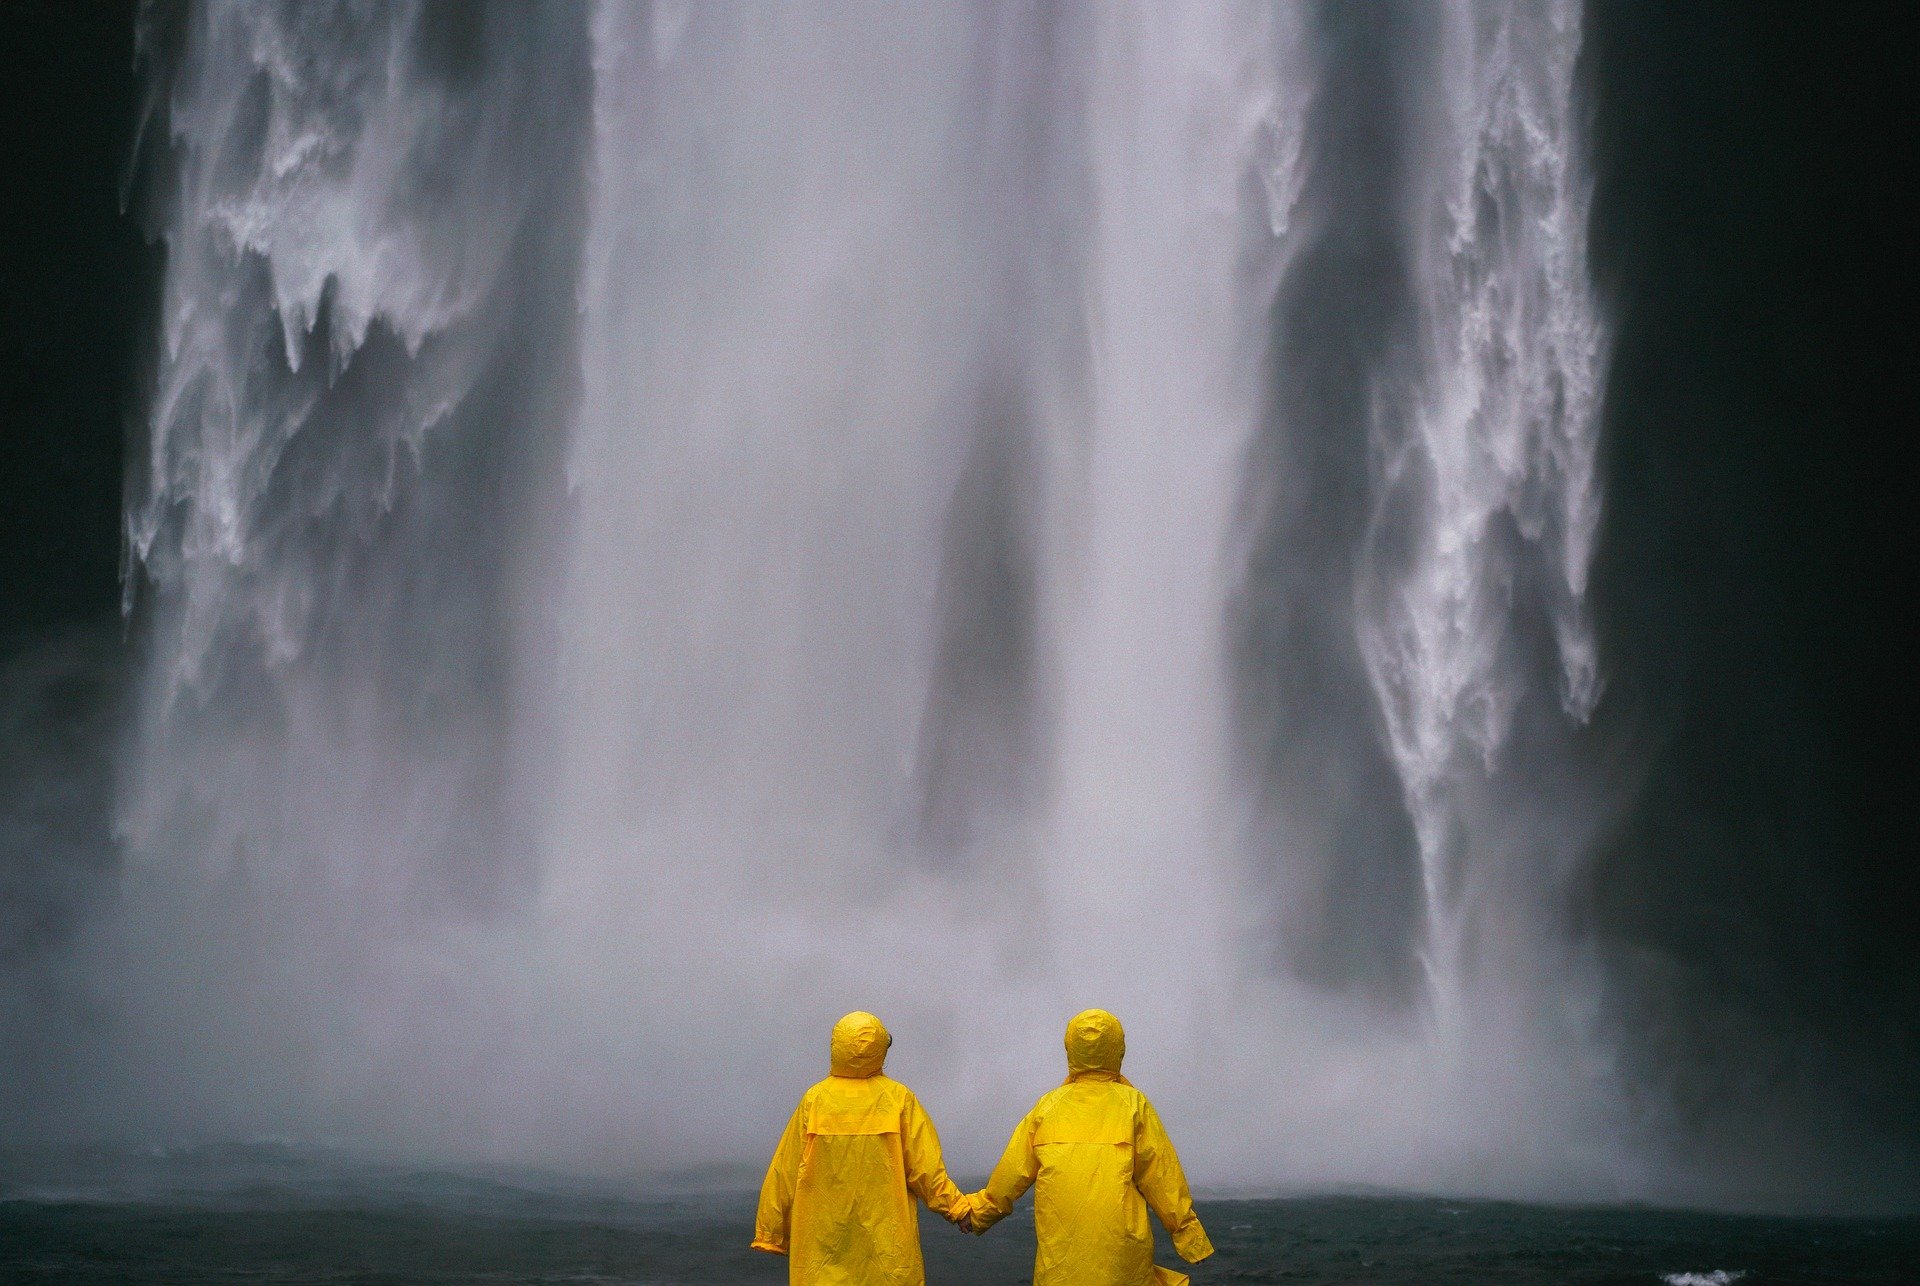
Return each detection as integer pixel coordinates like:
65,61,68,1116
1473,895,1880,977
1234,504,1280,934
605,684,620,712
753,1013,966,1285
968,1010,1213,1286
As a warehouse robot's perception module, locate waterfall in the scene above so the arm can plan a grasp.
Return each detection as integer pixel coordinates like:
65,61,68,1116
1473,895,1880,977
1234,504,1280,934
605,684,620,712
85,0,1631,1194
123,1,588,911
1355,0,1605,1020
1036,0,1301,1025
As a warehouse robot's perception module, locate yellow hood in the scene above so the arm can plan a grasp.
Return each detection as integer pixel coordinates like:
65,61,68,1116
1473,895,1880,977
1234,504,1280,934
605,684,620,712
829,1011,891,1078
1063,1008,1129,1082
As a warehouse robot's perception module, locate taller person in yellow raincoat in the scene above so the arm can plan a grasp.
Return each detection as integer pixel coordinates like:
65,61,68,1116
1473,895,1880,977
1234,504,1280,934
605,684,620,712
962,1009,1213,1285
753,1011,970,1284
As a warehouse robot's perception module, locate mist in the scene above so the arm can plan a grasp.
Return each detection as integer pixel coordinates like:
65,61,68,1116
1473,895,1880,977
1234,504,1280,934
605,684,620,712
1,0,1912,1217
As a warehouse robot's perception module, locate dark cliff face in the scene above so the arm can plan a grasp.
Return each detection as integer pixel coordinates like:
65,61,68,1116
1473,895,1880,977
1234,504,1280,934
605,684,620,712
1581,0,1917,1198
0,0,145,650
0,0,143,964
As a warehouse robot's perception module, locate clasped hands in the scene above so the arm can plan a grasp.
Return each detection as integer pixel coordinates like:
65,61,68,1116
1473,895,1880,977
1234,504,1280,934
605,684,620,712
946,1192,993,1235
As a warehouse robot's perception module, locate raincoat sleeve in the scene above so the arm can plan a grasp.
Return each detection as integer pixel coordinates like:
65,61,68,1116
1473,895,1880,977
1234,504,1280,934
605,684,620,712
1134,1100,1213,1263
967,1108,1040,1234
751,1098,806,1254
901,1092,969,1223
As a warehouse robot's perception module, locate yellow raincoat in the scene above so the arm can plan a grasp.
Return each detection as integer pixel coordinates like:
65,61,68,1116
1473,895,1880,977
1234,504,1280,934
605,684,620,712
753,1011,969,1284
965,1010,1213,1286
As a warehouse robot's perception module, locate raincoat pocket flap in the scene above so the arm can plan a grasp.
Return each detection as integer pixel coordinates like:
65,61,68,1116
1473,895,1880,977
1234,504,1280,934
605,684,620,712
1033,1119,1132,1146
807,1112,902,1136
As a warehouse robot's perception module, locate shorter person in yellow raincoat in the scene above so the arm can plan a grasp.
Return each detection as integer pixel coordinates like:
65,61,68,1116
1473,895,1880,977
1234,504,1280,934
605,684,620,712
753,1011,970,1284
961,1009,1213,1286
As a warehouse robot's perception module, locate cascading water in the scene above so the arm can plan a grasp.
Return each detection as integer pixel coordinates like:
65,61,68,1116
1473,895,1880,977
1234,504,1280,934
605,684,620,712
1357,0,1605,1027
1030,0,1297,1066
122,0,587,911
52,0,1638,1196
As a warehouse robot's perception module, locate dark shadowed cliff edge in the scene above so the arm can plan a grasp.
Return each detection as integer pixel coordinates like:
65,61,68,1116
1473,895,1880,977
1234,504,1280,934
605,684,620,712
1579,0,1916,1208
